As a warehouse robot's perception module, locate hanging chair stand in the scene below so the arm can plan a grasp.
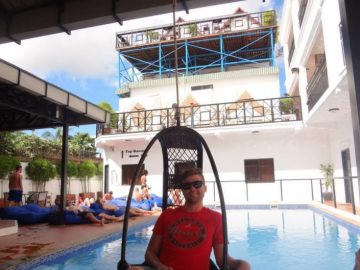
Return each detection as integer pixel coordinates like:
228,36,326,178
117,126,229,270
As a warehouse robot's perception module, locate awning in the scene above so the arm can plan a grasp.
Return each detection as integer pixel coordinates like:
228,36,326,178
0,58,110,131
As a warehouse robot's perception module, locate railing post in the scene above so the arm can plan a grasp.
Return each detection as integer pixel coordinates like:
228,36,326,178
349,176,356,215
320,179,323,204
246,182,249,202
213,182,216,203
270,98,274,122
310,179,314,200
217,104,220,126
144,111,147,132
191,106,194,128
280,180,283,201
332,178,337,208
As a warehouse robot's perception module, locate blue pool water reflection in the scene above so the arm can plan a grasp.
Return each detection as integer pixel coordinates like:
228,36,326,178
30,209,359,270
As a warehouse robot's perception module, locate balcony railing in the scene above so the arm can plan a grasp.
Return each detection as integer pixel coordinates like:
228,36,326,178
115,10,277,49
288,39,295,65
306,56,329,111
298,0,308,27
97,96,302,136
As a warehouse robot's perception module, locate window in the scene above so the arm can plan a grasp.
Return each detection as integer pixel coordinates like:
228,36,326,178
191,84,213,91
235,19,244,28
244,158,274,183
122,164,144,185
135,33,143,42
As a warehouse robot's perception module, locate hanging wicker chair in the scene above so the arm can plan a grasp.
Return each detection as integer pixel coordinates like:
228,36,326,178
117,126,229,270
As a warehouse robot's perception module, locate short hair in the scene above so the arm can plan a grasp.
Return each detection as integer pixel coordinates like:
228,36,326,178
109,191,113,194
143,169,148,175
15,165,22,170
178,167,204,183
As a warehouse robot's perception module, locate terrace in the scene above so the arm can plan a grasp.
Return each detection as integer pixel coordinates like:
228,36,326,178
97,96,302,135
115,10,277,49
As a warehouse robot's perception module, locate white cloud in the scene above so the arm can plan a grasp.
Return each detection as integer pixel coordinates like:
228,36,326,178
0,1,280,83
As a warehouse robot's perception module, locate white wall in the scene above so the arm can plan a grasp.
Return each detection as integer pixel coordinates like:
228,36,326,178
101,126,343,204
119,71,280,112
1,161,102,204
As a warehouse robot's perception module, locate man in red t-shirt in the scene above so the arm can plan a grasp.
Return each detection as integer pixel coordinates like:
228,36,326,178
129,168,250,270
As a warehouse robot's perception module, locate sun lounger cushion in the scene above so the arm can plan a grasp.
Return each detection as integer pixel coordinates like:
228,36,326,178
0,204,53,224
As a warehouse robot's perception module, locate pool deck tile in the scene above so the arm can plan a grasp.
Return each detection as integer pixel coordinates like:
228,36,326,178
0,215,158,270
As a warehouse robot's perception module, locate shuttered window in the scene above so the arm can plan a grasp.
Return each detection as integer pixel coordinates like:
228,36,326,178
244,158,274,183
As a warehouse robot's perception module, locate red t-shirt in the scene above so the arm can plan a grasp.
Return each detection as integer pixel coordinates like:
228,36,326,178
153,206,223,270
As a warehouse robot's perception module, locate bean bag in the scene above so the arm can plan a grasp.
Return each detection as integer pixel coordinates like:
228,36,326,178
90,202,125,217
0,204,53,224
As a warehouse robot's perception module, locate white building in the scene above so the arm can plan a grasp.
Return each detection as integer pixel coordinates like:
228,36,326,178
95,4,359,207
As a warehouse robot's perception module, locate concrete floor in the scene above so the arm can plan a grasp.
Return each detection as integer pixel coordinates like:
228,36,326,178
0,215,158,270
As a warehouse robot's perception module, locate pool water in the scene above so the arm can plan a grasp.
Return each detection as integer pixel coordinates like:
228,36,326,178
30,209,359,270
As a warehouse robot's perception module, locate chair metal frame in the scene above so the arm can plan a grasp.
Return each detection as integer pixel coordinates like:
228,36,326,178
117,126,229,270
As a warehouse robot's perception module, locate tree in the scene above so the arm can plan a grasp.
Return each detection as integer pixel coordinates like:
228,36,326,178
0,155,20,196
55,160,78,193
0,132,19,155
98,101,118,129
96,161,103,180
26,158,56,191
69,132,95,159
77,160,97,192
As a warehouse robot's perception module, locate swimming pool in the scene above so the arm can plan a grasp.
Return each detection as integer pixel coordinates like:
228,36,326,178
25,208,359,270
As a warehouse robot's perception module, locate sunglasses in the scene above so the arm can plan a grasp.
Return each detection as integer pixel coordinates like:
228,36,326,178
181,180,204,190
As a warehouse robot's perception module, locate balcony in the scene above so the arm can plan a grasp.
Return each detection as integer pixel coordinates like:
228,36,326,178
288,39,295,65
115,10,277,49
306,56,329,111
97,96,302,136
298,0,308,27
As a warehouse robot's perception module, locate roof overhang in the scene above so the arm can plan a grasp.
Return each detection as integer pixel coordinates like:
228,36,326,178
0,58,110,131
0,0,241,45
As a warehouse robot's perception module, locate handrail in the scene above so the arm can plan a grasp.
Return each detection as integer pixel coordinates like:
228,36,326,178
206,176,358,215
115,10,277,49
97,96,302,136
306,56,328,111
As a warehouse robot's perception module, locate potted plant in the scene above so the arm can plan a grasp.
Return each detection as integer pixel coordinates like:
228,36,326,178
279,95,294,115
320,163,334,201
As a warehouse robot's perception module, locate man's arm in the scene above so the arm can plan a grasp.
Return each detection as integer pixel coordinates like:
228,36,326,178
213,244,250,270
145,234,173,270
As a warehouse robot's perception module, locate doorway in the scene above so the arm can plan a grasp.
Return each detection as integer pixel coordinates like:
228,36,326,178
341,149,352,203
122,164,145,185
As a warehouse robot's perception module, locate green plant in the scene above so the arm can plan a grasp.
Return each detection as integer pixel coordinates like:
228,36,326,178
0,155,20,197
187,23,198,36
320,163,334,191
96,162,103,180
77,160,97,192
55,160,78,193
146,30,159,41
279,97,294,114
26,158,56,191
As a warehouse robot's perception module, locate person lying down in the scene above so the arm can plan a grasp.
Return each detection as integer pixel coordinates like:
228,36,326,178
95,197,161,217
67,205,124,226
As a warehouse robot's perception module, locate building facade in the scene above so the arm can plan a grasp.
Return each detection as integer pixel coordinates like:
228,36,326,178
95,4,358,207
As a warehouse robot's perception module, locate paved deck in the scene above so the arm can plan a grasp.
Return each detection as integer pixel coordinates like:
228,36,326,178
0,215,158,270
0,203,359,270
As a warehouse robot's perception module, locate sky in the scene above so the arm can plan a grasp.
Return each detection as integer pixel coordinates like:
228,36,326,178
0,0,284,137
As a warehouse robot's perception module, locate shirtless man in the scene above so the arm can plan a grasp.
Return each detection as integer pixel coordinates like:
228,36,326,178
8,165,23,207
